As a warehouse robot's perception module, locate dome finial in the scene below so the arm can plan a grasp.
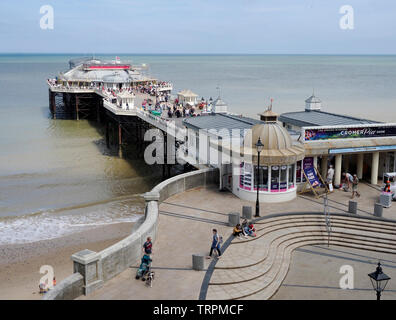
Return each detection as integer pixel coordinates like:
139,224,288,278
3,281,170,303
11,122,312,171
259,98,278,122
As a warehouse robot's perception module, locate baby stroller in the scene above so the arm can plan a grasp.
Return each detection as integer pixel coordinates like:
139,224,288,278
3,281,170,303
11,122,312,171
341,183,350,192
136,254,152,281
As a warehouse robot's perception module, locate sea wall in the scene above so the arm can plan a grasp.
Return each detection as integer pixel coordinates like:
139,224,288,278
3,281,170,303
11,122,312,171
42,273,84,300
43,167,218,300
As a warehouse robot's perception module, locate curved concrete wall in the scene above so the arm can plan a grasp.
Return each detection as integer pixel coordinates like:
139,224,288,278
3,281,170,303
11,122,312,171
44,167,218,300
42,273,84,300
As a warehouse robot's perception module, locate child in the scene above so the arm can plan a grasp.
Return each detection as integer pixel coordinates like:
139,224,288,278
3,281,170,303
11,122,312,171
247,224,256,237
241,219,249,236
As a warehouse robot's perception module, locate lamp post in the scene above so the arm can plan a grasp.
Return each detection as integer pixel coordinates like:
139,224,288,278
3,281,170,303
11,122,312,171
255,137,264,217
368,262,391,300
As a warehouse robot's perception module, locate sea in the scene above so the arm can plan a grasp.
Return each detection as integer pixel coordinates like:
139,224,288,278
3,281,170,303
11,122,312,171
1,54,396,245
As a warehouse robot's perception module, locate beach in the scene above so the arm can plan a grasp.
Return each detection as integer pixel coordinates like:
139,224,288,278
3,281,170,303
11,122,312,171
0,221,134,300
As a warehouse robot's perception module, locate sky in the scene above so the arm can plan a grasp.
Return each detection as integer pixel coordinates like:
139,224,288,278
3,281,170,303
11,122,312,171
0,0,395,54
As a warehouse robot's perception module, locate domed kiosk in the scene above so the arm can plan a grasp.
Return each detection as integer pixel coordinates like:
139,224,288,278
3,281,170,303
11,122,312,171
233,108,305,203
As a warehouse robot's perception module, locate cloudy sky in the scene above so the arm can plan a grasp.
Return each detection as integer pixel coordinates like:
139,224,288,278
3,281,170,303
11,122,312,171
0,0,395,54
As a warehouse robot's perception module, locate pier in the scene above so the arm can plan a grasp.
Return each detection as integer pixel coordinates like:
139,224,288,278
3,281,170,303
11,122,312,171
47,57,197,179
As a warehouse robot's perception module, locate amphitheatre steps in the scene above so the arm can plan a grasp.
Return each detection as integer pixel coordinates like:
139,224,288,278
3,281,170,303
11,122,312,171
205,213,396,300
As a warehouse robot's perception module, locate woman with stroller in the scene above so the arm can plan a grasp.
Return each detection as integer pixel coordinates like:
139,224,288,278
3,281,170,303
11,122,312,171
136,254,152,281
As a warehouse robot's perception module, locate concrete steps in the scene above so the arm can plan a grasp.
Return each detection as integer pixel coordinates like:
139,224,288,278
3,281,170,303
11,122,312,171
205,213,396,300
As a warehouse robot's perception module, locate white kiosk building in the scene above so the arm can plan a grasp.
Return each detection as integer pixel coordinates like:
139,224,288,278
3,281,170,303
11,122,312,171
177,89,199,107
116,91,135,110
183,106,304,203
212,96,228,114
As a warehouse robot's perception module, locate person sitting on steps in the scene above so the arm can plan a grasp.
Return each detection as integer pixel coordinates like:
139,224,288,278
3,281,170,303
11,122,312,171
233,224,247,238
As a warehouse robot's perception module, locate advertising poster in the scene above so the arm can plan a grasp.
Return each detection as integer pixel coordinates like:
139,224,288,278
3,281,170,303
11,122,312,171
304,126,396,141
304,167,320,188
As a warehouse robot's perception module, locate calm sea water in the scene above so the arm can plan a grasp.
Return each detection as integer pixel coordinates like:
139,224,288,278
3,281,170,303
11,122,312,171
0,54,396,244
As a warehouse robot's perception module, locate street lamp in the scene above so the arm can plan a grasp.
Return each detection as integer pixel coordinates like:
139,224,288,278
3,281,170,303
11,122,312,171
368,262,391,300
255,137,264,217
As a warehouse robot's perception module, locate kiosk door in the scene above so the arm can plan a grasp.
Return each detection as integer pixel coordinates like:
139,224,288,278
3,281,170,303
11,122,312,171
386,152,396,173
222,164,233,191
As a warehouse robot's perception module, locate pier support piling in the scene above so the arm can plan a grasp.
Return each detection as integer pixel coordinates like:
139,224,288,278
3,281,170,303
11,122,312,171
75,95,79,121
118,124,123,158
106,121,110,149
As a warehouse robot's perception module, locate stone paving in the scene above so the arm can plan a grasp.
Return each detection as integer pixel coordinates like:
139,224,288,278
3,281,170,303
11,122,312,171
206,214,396,300
273,244,396,300
80,182,396,300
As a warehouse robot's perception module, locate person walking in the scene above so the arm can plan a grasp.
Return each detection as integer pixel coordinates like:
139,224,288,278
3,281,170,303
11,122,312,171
327,165,335,191
327,165,334,184
143,237,153,255
351,174,361,199
342,172,353,191
207,229,222,259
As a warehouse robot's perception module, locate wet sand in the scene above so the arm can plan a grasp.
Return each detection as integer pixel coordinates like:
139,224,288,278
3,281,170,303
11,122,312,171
0,222,135,300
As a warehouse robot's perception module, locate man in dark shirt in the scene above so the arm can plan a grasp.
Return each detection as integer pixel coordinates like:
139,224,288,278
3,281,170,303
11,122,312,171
143,237,153,254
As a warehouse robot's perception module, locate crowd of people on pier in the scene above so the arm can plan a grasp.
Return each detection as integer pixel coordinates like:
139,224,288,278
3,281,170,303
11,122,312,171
48,75,217,120
47,78,59,87
166,104,199,118
135,81,172,96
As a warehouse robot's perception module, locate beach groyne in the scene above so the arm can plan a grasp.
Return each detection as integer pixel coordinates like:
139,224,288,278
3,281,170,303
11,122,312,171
43,167,218,300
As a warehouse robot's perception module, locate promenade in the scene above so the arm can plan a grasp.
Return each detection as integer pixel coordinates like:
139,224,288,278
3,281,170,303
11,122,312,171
80,182,396,300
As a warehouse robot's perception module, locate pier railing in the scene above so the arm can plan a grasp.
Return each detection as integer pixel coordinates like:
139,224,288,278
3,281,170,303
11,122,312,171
102,99,137,116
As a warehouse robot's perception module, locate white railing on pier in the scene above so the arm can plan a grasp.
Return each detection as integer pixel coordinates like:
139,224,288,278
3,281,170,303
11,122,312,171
103,100,137,116
101,98,185,138
156,85,173,92
135,109,186,138
47,80,96,93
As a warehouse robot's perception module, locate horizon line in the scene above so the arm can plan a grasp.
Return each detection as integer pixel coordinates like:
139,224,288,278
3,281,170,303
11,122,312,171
1,52,396,56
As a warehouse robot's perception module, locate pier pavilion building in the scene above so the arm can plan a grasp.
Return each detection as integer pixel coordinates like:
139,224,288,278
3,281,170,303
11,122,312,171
183,95,396,203
279,94,396,187
57,57,159,90
183,108,305,203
